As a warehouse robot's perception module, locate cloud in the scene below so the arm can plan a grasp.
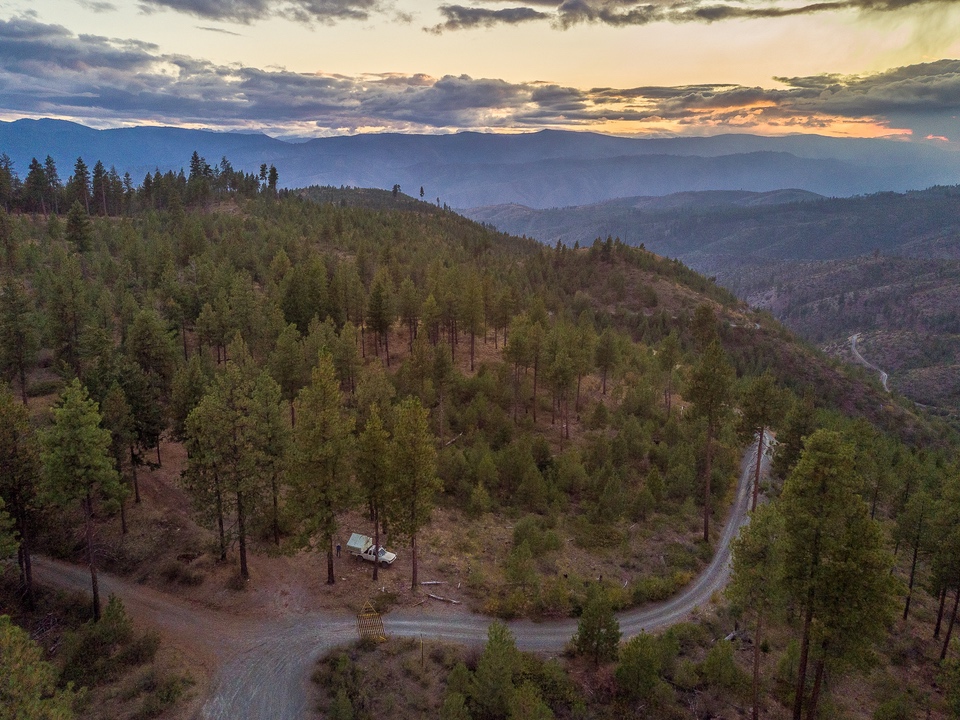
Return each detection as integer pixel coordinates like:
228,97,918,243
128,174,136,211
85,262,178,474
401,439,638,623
76,0,118,11
426,5,550,32
195,24,243,33
1,17,959,140
138,0,385,24
425,0,954,32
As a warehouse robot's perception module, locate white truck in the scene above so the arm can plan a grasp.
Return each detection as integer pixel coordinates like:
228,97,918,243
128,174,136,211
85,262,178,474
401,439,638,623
346,533,397,566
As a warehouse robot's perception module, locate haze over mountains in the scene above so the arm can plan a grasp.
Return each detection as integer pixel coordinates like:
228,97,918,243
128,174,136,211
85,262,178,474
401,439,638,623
3,119,960,209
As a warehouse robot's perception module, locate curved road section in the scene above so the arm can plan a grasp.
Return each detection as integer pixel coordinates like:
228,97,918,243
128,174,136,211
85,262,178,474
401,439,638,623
850,333,889,392
34,435,769,719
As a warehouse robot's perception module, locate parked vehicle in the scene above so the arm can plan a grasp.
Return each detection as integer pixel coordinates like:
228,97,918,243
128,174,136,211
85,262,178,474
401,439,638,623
346,533,397,566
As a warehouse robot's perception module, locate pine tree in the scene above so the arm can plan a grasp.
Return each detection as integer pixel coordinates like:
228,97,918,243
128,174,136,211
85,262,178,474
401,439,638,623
594,328,618,396
356,406,390,581
0,278,37,404
65,200,91,252
573,584,621,665
779,430,898,720
471,621,519,719
40,379,123,621
0,615,77,719
687,340,734,543
738,371,785,510
386,397,439,589
289,354,354,584
728,502,784,720
0,388,40,607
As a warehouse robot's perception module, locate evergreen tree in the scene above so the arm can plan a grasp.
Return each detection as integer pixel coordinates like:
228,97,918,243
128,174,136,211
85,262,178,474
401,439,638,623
23,157,48,214
0,615,77,719
572,584,621,665
773,393,816,479
0,389,41,607
69,157,91,213
0,278,37,404
289,353,354,584
65,200,91,252
386,397,439,589
40,379,123,621
738,371,785,511
43,155,61,214
471,621,519,720
779,430,898,720
356,406,390,581
728,502,784,720
687,339,734,543
594,327,618,396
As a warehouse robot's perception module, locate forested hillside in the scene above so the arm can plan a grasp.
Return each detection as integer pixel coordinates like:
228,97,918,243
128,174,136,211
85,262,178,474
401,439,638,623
1,150,958,720
468,186,960,418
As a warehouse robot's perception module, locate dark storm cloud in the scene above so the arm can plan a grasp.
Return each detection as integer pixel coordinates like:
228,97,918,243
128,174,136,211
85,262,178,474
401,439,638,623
427,0,952,32
1,17,959,137
138,0,385,24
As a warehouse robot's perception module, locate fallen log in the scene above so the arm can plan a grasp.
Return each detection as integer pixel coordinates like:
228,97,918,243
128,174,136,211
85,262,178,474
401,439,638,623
428,593,461,604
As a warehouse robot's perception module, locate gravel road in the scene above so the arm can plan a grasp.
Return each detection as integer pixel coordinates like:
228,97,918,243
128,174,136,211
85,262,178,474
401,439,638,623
34,435,768,720
850,333,890,391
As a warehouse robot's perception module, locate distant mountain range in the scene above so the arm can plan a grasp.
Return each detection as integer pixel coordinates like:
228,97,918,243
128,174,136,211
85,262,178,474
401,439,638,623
465,186,960,271
2,119,960,208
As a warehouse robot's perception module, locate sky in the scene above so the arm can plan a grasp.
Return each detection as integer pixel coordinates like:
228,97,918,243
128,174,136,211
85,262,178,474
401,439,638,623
1,0,960,141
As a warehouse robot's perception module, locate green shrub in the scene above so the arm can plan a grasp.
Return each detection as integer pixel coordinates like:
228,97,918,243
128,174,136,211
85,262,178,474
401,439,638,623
60,596,135,688
513,515,561,555
158,560,204,586
701,640,748,696
873,695,915,720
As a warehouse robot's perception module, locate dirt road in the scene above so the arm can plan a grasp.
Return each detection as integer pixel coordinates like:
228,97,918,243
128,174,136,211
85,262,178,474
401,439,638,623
34,436,768,719
850,333,890,391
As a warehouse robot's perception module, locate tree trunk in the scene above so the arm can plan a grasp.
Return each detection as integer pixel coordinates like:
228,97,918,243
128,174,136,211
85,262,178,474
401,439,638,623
532,356,538,423
470,331,475,372
751,427,765,512
411,533,418,590
84,492,101,622
119,493,127,535
793,592,816,720
130,445,141,504
385,328,390,368
272,475,280,546
290,400,296,428
181,321,188,360
237,490,248,580
156,441,162,467
752,613,763,720
18,363,27,405
703,423,713,543
936,585,948,639
575,374,582,413
904,515,923,620
327,538,335,585
601,367,607,395
215,475,226,561
373,504,380,582
438,387,445,447
805,656,826,720
941,585,960,661
17,505,33,609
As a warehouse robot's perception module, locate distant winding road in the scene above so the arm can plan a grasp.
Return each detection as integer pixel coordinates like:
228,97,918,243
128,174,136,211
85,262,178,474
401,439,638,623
34,435,769,720
850,333,890,392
